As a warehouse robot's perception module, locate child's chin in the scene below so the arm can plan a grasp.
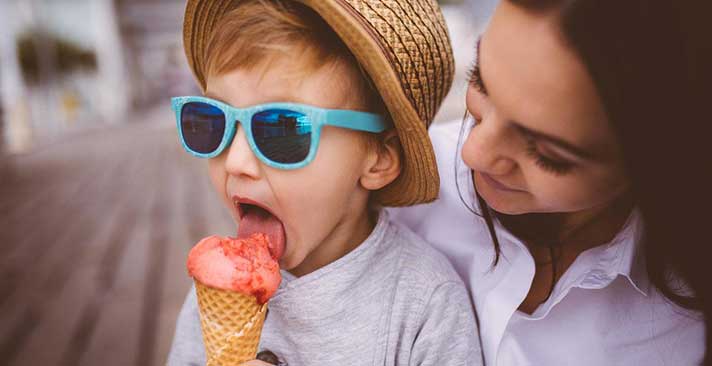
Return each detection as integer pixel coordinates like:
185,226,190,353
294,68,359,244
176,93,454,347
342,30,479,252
279,255,300,271
280,253,316,276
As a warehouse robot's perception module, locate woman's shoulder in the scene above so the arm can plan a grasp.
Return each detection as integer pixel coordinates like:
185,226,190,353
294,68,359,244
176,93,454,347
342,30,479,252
387,119,497,285
388,119,485,241
429,119,463,139
429,120,464,165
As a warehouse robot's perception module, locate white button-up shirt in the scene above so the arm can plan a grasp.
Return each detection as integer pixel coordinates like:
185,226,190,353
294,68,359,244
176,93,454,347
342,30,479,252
389,121,705,366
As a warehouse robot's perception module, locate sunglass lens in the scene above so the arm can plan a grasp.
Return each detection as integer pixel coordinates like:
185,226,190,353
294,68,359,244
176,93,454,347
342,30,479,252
180,102,226,154
251,109,312,164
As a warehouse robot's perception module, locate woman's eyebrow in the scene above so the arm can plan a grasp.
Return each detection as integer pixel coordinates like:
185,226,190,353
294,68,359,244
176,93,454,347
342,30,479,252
513,123,596,160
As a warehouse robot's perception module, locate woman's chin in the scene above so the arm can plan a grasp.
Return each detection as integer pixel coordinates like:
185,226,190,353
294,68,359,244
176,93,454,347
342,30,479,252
480,190,563,216
484,200,529,216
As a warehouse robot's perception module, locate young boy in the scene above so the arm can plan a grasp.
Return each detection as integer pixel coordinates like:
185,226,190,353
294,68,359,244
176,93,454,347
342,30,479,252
168,0,481,365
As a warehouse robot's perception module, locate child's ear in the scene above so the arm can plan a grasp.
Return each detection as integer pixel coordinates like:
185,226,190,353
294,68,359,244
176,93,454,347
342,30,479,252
360,130,402,191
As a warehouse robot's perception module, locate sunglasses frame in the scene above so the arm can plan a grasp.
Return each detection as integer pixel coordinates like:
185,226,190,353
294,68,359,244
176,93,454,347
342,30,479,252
171,96,388,170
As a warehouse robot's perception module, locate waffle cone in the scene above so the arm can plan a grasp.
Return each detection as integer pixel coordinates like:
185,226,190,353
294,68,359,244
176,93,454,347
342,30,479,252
194,280,268,366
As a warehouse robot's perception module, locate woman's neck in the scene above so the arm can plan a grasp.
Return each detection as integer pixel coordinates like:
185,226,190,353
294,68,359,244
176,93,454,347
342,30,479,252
557,193,635,251
496,192,635,314
496,193,634,251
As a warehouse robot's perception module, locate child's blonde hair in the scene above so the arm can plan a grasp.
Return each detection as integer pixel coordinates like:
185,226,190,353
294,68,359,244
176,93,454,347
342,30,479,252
203,0,385,116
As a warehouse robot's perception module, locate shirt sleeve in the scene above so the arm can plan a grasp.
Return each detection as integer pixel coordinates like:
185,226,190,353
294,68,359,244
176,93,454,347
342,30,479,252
166,285,206,366
409,281,483,366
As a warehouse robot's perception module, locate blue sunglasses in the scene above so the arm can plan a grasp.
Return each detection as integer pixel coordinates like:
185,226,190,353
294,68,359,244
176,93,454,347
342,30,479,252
171,96,388,169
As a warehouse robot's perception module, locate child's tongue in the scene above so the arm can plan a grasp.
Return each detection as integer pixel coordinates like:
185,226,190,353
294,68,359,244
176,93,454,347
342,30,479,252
237,207,285,261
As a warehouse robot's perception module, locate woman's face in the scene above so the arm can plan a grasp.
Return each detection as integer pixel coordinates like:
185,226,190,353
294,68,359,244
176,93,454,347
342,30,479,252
463,1,629,215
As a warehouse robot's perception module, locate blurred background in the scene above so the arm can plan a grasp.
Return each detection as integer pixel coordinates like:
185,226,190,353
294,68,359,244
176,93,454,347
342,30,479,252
0,0,497,365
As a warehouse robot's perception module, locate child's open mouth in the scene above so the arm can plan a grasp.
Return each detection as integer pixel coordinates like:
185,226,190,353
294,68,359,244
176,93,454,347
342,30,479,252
234,197,286,261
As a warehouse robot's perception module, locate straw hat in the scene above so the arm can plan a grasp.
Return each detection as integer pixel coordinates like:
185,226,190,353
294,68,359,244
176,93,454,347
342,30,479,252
183,0,455,206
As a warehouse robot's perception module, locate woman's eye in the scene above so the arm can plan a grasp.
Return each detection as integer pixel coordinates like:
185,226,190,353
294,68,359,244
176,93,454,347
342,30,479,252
466,61,488,95
525,140,574,175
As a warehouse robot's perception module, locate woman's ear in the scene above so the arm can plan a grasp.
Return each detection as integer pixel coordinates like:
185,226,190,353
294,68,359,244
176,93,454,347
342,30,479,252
360,130,402,191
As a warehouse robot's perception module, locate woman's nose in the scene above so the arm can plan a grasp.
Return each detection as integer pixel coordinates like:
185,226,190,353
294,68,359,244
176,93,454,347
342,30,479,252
461,116,516,176
224,124,261,179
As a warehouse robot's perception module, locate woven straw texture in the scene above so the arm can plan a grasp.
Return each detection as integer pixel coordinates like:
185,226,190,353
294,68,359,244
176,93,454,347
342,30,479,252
183,0,455,206
195,280,268,366
333,0,454,127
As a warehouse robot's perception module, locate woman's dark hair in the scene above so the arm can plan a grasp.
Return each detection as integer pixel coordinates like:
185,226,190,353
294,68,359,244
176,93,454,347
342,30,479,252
481,0,712,362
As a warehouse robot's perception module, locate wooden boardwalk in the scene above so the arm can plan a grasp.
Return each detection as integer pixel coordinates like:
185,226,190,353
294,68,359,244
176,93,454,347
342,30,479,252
0,105,234,366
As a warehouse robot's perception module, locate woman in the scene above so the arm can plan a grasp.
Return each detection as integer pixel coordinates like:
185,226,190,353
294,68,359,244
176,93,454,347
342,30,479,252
200,0,711,365
390,0,710,365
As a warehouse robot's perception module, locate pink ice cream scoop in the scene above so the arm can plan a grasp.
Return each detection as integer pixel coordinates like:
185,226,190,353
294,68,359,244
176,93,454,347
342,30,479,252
187,233,281,304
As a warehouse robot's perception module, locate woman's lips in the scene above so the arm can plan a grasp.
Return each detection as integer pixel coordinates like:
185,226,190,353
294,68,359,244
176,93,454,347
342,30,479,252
478,172,525,193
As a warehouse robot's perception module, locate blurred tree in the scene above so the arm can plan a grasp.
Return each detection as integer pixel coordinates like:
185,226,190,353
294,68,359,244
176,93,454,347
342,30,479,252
17,30,97,84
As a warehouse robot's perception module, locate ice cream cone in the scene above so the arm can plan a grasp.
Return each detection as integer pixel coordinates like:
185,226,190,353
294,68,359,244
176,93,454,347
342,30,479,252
194,280,268,366
187,233,280,365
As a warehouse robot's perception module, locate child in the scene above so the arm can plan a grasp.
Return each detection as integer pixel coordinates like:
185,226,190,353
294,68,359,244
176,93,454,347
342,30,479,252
168,0,481,365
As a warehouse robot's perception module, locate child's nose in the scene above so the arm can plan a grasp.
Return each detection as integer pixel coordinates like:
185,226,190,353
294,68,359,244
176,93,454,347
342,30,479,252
224,123,261,179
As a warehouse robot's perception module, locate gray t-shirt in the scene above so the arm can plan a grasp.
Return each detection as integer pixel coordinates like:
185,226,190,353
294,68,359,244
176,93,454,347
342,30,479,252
167,212,482,365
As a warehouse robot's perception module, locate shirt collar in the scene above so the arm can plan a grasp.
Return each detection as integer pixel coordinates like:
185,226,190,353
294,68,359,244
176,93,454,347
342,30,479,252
610,209,650,296
507,208,650,300
576,209,649,297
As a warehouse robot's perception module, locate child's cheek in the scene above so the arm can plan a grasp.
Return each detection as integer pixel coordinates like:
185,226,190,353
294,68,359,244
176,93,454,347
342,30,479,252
270,169,325,227
206,160,221,189
206,159,229,206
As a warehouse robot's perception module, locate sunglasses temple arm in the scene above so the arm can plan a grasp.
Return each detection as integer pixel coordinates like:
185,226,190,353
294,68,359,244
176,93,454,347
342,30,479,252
324,110,388,133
